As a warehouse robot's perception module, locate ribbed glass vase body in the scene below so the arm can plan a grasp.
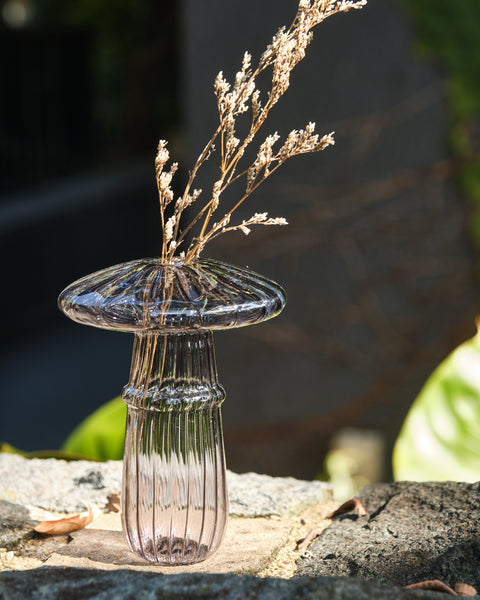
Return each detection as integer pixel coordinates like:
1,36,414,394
121,331,228,565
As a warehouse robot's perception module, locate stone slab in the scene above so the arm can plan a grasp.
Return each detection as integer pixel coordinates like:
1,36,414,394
296,481,480,590
0,456,332,579
0,455,332,516
0,568,459,599
227,471,332,517
0,455,122,513
44,515,292,575
1,462,480,598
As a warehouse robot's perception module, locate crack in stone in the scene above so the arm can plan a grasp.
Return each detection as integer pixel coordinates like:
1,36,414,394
367,493,401,523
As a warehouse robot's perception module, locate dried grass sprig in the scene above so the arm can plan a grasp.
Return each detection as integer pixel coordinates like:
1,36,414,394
155,0,367,264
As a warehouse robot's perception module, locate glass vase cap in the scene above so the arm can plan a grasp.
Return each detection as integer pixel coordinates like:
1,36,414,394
58,258,286,332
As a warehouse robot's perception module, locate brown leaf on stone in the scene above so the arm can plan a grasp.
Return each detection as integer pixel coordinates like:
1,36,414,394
106,493,121,513
33,508,94,535
296,528,323,552
327,498,367,519
455,583,477,597
404,581,477,596
405,580,457,595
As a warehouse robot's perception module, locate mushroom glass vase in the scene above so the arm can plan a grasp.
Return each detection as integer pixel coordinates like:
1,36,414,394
58,258,285,565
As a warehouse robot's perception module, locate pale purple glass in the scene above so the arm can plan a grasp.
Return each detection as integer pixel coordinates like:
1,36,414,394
58,258,285,565
122,331,227,564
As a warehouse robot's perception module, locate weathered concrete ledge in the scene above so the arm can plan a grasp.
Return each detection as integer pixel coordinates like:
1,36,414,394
0,454,334,578
0,455,331,517
0,455,479,599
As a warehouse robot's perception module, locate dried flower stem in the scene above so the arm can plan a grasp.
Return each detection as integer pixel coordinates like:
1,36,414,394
155,0,367,263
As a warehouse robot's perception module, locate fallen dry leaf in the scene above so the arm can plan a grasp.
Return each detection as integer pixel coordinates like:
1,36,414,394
296,528,323,552
405,580,457,595
33,508,94,535
455,583,478,597
327,498,367,519
296,499,367,551
404,580,477,596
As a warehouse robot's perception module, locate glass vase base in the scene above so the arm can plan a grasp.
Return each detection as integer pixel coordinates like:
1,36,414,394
126,536,211,565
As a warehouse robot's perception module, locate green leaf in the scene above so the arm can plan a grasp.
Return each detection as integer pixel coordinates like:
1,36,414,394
0,442,97,461
61,396,127,461
393,328,480,481
0,442,27,456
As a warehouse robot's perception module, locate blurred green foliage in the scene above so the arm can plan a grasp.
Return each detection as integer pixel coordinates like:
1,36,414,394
61,396,126,460
393,328,480,481
403,0,480,252
0,442,96,461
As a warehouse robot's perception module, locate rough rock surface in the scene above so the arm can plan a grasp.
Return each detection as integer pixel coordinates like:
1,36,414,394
0,500,36,551
296,481,480,590
0,455,122,513
0,569,453,600
227,471,332,517
0,455,332,516
2,457,480,598
0,500,68,572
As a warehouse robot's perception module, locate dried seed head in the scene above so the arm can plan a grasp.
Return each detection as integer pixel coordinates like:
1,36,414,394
164,0,367,261
242,51,252,71
155,140,169,173
164,215,176,243
211,180,223,211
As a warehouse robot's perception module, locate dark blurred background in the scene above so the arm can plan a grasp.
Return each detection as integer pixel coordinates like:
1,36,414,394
1,0,478,481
